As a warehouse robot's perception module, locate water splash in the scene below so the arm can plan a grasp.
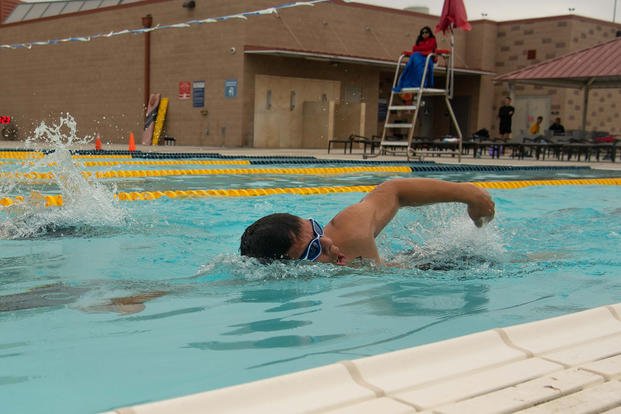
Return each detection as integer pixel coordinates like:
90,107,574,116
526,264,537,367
384,204,507,272
0,115,128,239
27,113,92,148
195,254,361,282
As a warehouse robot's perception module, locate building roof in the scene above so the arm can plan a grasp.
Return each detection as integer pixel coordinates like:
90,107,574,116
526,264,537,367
495,37,621,89
3,0,142,24
244,45,496,76
1,0,21,22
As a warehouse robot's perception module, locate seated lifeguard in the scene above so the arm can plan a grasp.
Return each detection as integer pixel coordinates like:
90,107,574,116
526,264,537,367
240,178,495,265
393,26,437,92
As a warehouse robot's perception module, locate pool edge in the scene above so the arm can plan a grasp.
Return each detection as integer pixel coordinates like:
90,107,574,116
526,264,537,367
104,302,621,414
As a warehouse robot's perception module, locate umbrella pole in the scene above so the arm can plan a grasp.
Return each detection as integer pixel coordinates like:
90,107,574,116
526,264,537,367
448,24,463,162
449,26,455,99
581,79,593,139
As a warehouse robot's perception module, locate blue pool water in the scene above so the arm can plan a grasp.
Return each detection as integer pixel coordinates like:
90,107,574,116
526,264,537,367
1,151,620,413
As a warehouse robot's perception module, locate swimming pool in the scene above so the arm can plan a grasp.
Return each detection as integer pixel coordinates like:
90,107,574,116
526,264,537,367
1,149,620,413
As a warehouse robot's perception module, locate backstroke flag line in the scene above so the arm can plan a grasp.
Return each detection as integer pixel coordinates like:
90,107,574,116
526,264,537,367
0,0,329,50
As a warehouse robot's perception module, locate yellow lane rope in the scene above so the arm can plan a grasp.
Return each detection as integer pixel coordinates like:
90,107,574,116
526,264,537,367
0,194,63,207
0,172,54,180
0,153,136,160
115,185,378,201
471,178,621,189
81,160,251,167
1,178,619,208
88,166,412,178
4,159,251,167
0,151,44,159
1,166,412,181
71,155,133,159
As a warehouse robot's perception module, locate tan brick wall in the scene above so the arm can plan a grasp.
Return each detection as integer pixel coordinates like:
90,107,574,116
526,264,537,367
2,0,455,147
467,21,498,134
1,6,148,143
1,1,259,146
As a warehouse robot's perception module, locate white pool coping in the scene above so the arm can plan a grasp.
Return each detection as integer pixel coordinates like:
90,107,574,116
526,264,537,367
104,303,621,414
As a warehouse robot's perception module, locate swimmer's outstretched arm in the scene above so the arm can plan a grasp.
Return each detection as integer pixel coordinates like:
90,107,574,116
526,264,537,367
360,178,495,235
325,178,495,264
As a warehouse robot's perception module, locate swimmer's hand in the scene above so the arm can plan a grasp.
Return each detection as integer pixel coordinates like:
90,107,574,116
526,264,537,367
464,184,495,227
471,215,492,228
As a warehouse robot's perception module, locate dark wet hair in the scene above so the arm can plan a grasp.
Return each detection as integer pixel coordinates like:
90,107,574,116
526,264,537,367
240,213,302,262
416,26,435,44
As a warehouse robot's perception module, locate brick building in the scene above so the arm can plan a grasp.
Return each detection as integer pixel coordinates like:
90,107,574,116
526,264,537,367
1,0,619,147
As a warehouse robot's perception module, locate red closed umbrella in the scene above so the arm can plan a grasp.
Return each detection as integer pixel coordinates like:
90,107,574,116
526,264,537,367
436,0,472,34
433,0,471,161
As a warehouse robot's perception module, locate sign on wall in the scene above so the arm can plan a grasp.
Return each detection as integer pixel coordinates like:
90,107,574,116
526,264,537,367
224,79,237,98
178,81,191,100
192,81,205,108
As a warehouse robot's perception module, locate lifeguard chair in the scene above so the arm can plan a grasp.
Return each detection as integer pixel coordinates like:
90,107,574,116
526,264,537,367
366,47,463,161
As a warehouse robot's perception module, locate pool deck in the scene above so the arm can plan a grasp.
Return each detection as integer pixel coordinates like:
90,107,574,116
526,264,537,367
105,303,621,414
2,141,619,171
2,141,620,413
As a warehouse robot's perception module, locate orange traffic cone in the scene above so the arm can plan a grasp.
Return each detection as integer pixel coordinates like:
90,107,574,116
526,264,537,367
95,135,102,151
128,132,136,152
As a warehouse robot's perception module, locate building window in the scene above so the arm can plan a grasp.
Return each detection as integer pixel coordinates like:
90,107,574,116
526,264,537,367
290,90,296,111
527,49,536,60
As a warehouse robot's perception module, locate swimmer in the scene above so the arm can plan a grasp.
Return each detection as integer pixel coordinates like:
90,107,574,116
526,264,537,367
240,178,495,266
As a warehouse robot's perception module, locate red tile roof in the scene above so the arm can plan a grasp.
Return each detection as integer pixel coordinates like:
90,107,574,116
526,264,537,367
495,37,621,88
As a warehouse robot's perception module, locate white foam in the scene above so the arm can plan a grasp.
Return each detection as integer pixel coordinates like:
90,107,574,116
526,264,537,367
0,115,128,239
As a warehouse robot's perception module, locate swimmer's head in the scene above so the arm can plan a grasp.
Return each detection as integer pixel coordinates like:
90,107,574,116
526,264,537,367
240,213,302,262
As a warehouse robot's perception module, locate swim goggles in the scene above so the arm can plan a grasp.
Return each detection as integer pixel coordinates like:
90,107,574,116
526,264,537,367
299,218,323,261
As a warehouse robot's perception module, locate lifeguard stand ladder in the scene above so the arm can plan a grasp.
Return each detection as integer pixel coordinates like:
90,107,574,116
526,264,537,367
365,50,463,161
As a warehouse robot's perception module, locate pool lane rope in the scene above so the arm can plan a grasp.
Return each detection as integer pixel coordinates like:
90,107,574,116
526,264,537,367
1,166,413,181
4,160,253,168
0,151,45,159
1,178,620,207
81,160,251,167
0,152,134,160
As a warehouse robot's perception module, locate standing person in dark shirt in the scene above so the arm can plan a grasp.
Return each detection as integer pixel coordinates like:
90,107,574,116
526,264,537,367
394,26,437,92
549,117,565,135
497,97,515,140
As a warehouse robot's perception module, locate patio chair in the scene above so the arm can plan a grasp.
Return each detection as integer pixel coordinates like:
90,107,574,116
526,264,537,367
349,134,382,155
327,135,354,154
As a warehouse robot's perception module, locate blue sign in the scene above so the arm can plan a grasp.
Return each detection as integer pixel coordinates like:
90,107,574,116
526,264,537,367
224,79,237,98
192,81,205,108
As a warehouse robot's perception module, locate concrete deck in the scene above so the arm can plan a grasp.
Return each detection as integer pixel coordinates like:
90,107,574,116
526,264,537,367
2,141,619,171
104,303,621,414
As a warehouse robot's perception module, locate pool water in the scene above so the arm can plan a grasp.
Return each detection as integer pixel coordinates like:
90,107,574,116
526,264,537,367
1,152,620,413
